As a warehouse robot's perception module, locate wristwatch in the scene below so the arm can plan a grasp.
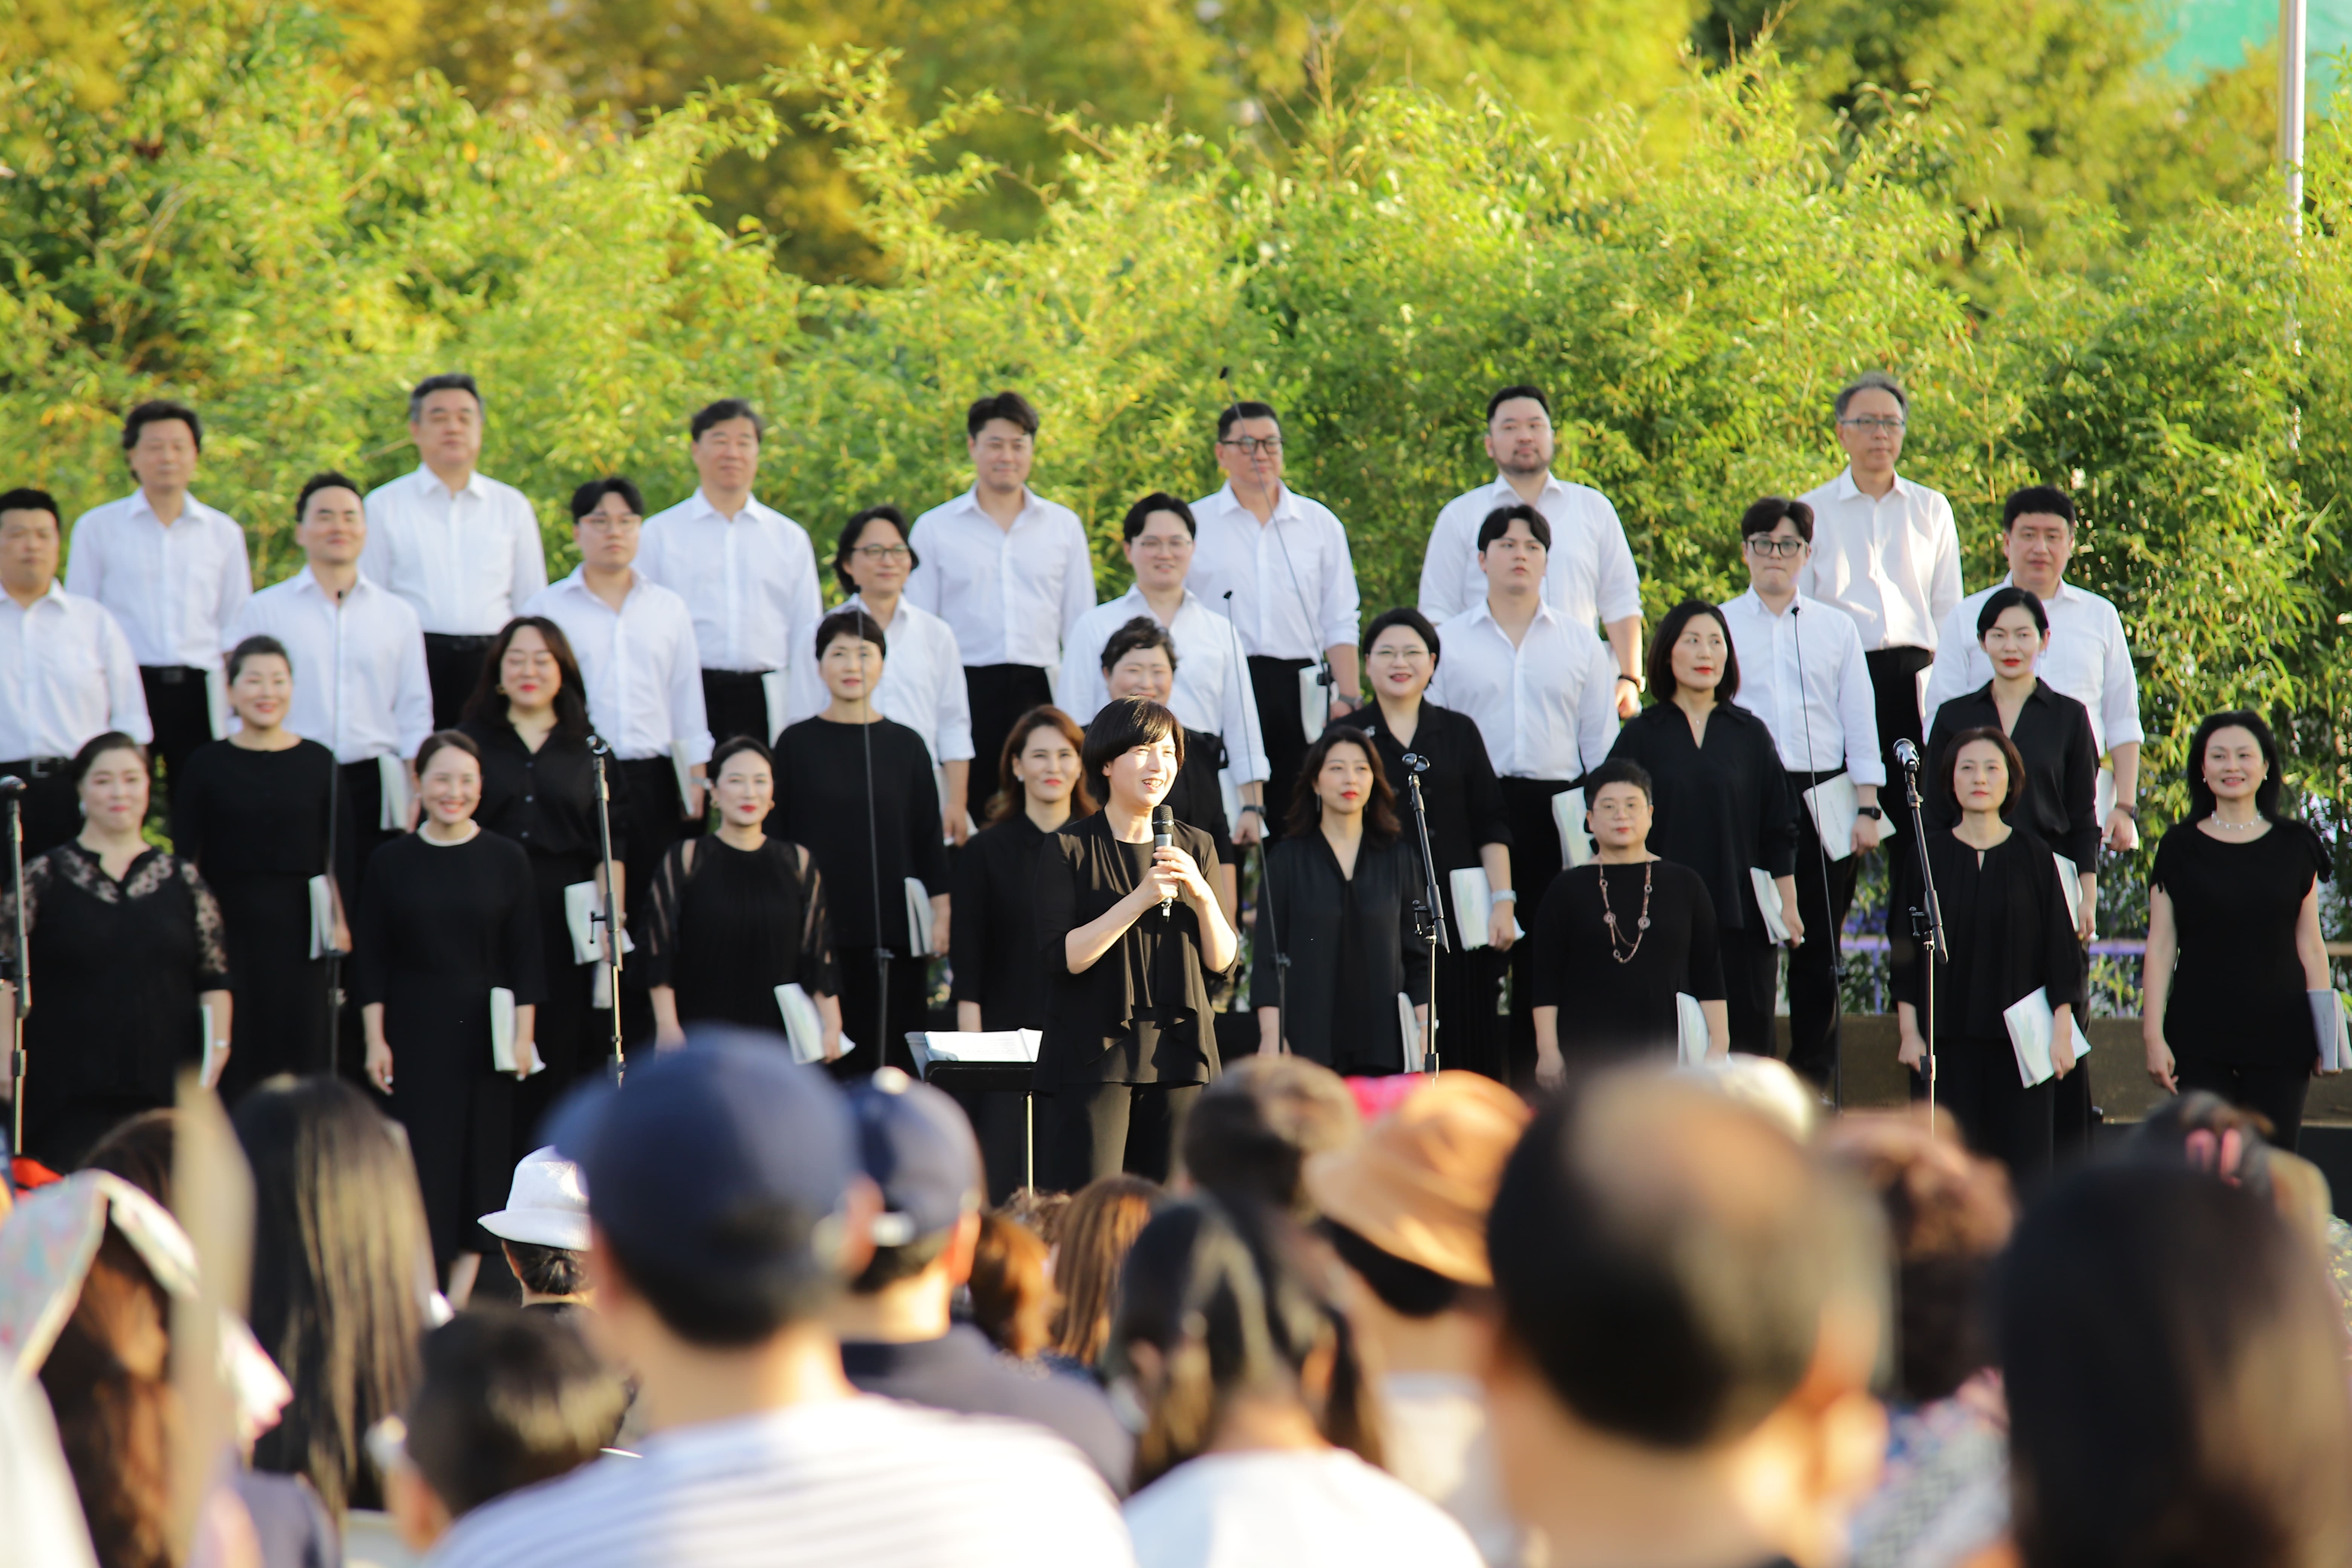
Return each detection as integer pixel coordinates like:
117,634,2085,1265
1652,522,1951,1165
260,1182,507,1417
1855,806,1883,821
1615,673,1643,689
1239,804,1268,818
2117,804,2140,821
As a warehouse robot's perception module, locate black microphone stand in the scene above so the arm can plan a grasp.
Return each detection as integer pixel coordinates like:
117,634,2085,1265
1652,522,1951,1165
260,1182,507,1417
1897,743,1947,1132
859,672,894,1076
1214,582,1288,1052
1403,766,1447,1074
3,779,26,1152
588,737,625,1084
322,585,348,1075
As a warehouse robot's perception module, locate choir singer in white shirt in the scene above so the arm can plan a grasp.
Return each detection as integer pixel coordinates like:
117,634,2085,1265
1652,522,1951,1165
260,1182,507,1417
1419,384,1645,718
66,399,252,797
1186,399,1362,835
636,398,825,748
1922,484,2142,854
1429,503,1619,1084
907,391,1097,784
1717,496,1883,1093
361,372,550,729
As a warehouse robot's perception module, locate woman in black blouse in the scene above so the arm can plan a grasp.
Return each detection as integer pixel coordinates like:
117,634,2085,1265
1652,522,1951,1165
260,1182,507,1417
772,608,950,1078
954,706,1096,1033
1893,728,2084,1187
1531,758,1726,1081
1036,697,1238,1187
460,616,628,1130
1354,607,1516,1082
1607,600,1801,1057
0,732,230,1170
172,635,352,1102
1251,727,1428,1075
2143,710,2335,1147
645,735,840,1054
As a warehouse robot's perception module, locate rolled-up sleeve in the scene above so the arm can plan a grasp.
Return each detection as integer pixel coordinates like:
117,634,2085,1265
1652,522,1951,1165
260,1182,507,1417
1317,518,1361,652
1591,496,1643,626
2098,603,2144,750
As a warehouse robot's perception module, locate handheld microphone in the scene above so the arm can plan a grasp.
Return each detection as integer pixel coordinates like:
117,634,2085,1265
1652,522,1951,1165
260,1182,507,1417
1894,738,1921,772
0,777,24,798
1153,805,1176,916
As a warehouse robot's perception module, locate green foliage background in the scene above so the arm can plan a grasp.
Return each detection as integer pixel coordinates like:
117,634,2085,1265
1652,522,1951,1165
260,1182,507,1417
1,2,2345,911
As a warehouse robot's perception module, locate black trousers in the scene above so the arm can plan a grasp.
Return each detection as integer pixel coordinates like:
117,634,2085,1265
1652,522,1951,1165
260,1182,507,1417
1784,781,1860,1087
1915,1035,2054,1190
1432,942,1510,1083
963,665,1055,791
1719,921,1781,1058
832,947,932,1079
2177,1058,2312,1150
422,633,497,732
1496,774,1572,1088
1050,1080,1203,1188
702,668,772,748
139,665,215,798
1245,655,1316,838
0,758,84,859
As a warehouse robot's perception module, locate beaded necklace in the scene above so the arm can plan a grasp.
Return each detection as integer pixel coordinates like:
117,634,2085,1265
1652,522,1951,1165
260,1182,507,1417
1598,861,1654,964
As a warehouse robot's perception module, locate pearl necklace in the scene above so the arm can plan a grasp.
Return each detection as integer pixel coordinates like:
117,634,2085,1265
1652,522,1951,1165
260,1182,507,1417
2208,815,2264,833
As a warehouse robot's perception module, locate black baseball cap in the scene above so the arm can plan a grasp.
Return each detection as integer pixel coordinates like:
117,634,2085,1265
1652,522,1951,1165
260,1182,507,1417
846,1067,983,1246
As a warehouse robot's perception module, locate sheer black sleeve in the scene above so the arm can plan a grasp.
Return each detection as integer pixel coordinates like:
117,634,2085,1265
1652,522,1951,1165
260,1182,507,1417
639,840,694,991
0,852,53,970
179,859,233,991
792,844,840,997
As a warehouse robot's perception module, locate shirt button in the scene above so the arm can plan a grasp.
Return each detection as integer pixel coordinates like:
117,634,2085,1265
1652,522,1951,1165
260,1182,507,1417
524,793,534,803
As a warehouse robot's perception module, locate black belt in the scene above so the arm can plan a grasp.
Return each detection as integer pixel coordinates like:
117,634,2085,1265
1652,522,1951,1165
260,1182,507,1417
140,665,208,684
701,668,773,684
422,632,496,650
0,756,68,779
1785,766,1846,788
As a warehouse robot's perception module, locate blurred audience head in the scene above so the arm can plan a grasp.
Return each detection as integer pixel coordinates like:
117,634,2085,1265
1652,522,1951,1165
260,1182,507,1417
1678,1054,1820,1144
1998,1164,2352,1568
969,1210,1057,1360
2127,1090,2275,1201
1050,1174,1163,1370
479,1145,593,1308
1001,1186,1073,1250
841,1069,983,1321
34,1214,178,1568
79,1108,178,1212
1179,1055,1362,1218
234,1075,432,1516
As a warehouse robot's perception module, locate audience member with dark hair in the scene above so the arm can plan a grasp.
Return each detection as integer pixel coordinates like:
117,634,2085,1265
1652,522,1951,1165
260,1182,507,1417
427,1032,1132,1567
1998,1164,2352,1568
969,1209,1057,1361
1049,1173,1164,1373
2124,1089,2278,1199
76,1107,178,1211
955,706,1096,1034
1483,1069,1888,1568
1112,1196,1481,1566
1177,1054,1361,1218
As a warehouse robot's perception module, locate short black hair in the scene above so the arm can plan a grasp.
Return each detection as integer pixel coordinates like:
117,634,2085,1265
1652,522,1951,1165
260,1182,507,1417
967,391,1039,439
1101,616,1178,675
294,472,363,522
1122,492,1197,542
1360,606,1440,670
1475,503,1550,554
1739,495,1813,545
1322,1219,1461,1318
68,730,149,791
1485,384,1549,423
569,475,644,522
1936,725,2026,816
122,399,202,453
690,398,766,441
1647,600,1741,704
2002,484,2076,531
1216,400,1279,441
501,1239,588,1298
1178,1055,1360,1219
0,487,61,522
1832,371,1907,419
1975,584,2049,638
415,727,482,774
1582,756,1653,807
833,505,917,596
710,735,775,778
226,634,291,685
403,1309,626,1519
815,606,888,663
407,372,483,422
1082,696,1185,782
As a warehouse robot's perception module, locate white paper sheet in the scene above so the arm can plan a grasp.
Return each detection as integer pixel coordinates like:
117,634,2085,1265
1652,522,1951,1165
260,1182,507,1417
1398,992,1425,1074
1551,788,1593,869
761,670,791,747
1801,772,1897,859
670,740,698,822
2003,986,2091,1088
774,982,827,1064
909,1030,1043,1072
205,664,229,742
1675,992,1709,1065
563,881,635,966
378,753,414,832
1447,866,1524,950
2095,767,2117,833
488,986,542,1075
2314,990,2350,1075
1750,867,1790,943
904,877,936,957
1298,666,1329,746
2052,850,2084,931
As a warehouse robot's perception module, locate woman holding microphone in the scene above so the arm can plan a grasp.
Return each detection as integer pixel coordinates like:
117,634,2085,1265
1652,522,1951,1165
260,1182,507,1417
1036,697,1237,1186
953,706,1095,1034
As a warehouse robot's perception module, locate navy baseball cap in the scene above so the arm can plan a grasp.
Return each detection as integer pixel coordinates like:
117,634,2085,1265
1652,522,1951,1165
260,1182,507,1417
546,1026,860,1283
846,1067,983,1246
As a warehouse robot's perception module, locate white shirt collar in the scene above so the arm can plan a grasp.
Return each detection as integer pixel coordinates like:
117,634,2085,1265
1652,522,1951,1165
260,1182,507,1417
1465,592,1559,632
1732,586,1807,620
560,564,645,606
686,487,766,525
1830,465,1911,504
949,485,1040,525
5,580,69,614
1486,472,1567,504
296,567,370,602
413,464,485,502
1995,571,2076,604
1208,482,1300,524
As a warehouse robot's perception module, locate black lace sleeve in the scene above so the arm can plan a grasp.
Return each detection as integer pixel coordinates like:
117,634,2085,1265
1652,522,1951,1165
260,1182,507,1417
0,853,51,970
179,859,233,991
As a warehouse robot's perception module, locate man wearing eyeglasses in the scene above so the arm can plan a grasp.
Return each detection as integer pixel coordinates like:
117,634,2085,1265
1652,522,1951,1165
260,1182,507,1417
1185,400,1362,833
1797,372,1962,797
1719,497,1882,1092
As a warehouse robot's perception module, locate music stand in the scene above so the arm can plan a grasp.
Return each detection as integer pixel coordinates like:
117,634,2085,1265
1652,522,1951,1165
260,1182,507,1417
908,1030,1042,1193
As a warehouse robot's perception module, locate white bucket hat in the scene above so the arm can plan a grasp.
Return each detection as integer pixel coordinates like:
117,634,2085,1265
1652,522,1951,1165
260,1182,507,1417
478,1145,590,1251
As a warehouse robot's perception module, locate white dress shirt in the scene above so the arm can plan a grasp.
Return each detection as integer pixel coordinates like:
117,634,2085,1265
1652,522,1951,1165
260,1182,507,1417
522,571,711,765
0,585,152,758
64,490,253,668
1427,599,1620,781
637,489,824,676
1923,575,2143,757
906,488,1096,669
228,570,433,765
1418,473,1642,632
359,466,549,635
1186,484,1360,662
1056,585,1272,784
1796,467,1963,652
786,594,976,771
1718,590,1886,785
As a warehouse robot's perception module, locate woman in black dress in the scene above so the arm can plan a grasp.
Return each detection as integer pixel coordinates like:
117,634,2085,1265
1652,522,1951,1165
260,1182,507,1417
2143,710,2335,1148
0,733,231,1169
1251,727,1428,1075
356,729,544,1297
1354,607,1516,1081
771,608,949,1077
1036,697,1238,1186
1607,600,1801,1057
954,706,1096,1033
460,616,627,1133
1099,618,1237,919
172,635,352,1102
1893,728,2084,1186
645,735,841,1055
1530,758,1725,1081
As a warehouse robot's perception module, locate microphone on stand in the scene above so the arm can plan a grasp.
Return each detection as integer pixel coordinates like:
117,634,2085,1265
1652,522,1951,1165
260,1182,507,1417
0,777,24,797
1153,805,1176,916
1893,738,1921,772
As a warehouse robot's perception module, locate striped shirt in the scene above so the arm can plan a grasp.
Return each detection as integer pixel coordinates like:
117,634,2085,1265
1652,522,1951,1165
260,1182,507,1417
426,1396,1136,1568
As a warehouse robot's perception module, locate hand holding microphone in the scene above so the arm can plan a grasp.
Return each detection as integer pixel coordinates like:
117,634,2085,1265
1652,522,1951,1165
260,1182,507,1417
1153,805,1177,916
